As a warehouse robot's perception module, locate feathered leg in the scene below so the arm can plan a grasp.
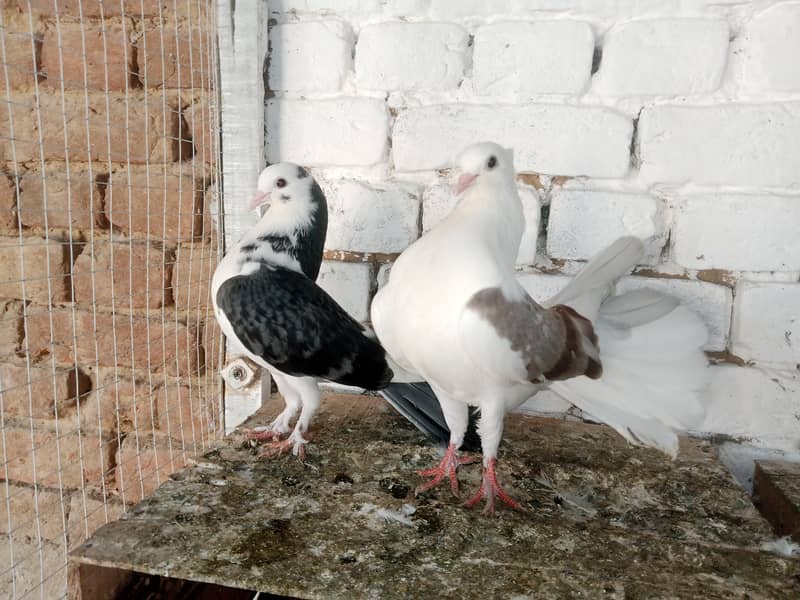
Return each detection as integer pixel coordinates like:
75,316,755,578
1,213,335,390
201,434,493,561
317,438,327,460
463,400,523,514
260,376,320,460
246,370,300,442
415,390,477,498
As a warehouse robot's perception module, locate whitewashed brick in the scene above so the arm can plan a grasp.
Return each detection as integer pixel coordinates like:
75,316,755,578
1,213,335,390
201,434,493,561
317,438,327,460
672,194,800,272
323,180,419,253
701,365,800,451
355,23,468,92
547,190,665,263
266,98,389,167
279,0,427,13
617,276,732,351
376,263,391,291
741,3,800,92
268,21,352,93
595,19,728,96
732,281,800,365
473,21,593,96
317,261,372,322
393,104,632,177
516,187,542,266
639,103,800,187
420,183,454,234
271,0,380,12
422,182,541,266
378,0,430,16
429,0,510,19
516,273,571,303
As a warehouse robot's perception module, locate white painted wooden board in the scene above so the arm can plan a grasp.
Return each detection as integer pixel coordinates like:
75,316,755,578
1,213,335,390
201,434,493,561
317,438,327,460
218,0,270,433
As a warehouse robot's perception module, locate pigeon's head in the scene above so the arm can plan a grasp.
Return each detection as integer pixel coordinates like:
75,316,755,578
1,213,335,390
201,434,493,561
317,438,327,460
452,142,514,195
250,162,319,213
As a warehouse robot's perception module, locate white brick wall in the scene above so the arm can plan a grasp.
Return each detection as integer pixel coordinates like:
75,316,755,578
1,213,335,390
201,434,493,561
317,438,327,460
355,23,469,91
547,190,666,263
732,281,800,365
323,179,419,253
419,183,453,234
595,19,729,97
268,21,353,93
672,194,800,272
472,21,594,97
701,365,800,451
264,1,800,450
316,261,372,323
639,103,800,187
266,98,389,166
428,0,502,20
393,104,632,176
741,3,800,92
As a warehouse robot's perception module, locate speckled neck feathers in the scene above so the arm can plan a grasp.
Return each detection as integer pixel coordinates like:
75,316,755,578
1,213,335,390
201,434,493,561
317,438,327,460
238,178,328,281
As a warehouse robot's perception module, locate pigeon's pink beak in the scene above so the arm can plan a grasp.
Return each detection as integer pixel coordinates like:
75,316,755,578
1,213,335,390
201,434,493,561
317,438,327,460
249,190,271,211
453,173,477,196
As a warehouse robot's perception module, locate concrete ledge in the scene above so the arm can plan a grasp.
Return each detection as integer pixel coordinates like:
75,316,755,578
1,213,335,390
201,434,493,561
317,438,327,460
72,394,799,598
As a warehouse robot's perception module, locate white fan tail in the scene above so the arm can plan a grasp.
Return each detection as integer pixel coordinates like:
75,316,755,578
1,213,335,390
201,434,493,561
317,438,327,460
551,293,710,459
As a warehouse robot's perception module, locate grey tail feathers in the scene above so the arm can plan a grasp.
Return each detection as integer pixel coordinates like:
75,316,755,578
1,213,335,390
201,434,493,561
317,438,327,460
380,382,481,452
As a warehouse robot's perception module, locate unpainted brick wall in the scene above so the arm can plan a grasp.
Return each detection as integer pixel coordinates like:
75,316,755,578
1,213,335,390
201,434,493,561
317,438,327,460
0,1,221,598
263,1,800,451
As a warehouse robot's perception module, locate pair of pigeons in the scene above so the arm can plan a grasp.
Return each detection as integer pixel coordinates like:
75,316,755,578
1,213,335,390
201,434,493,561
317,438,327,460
211,142,709,513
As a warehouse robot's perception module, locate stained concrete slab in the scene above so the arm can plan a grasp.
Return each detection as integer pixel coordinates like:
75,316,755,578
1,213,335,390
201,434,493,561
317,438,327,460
73,394,799,599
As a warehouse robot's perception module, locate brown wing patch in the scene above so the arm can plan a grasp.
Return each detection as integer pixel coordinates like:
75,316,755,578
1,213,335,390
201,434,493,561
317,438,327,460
465,288,602,385
543,305,602,381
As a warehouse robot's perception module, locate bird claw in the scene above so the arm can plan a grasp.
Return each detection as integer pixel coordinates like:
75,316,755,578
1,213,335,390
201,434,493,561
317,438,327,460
415,444,476,498
257,432,308,460
463,458,525,514
245,426,284,442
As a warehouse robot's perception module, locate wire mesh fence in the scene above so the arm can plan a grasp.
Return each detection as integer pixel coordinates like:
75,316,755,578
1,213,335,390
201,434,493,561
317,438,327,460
0,1,223,597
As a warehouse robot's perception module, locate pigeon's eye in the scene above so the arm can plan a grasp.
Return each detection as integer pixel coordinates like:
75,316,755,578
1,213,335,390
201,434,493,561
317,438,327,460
275,178,287,188
487,156,497,169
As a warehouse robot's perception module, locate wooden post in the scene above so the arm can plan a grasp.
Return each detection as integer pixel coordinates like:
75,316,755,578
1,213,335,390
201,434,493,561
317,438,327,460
216,0,270,432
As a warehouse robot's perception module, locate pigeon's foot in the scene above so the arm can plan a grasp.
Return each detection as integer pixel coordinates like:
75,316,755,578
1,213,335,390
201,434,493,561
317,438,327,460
245,426,284,442
415,443,478,497
258,431,309,460
245,410,296,442
463,458,524,514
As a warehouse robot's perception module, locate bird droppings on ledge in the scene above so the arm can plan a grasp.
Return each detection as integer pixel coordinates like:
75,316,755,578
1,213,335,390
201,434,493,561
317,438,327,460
72,394,799,599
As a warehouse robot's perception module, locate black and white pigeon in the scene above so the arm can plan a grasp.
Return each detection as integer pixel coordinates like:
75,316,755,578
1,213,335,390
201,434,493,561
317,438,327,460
372,142,710,513
211,163,394,458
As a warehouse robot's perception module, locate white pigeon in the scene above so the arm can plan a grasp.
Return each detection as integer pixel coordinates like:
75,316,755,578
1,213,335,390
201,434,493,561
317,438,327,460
371,142,710,513
211,163,393,458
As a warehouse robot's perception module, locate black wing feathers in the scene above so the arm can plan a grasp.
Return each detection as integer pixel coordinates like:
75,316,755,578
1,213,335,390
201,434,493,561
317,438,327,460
217,264,392,389
380,382,481,451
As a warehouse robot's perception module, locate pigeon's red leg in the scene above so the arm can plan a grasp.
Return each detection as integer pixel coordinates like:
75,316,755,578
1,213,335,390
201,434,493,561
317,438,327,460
415,444,478,497
252,375,318,460
258,430,310,460
244,389,300,442
245,426,284,442
258,381,319,460
463,458,524,514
